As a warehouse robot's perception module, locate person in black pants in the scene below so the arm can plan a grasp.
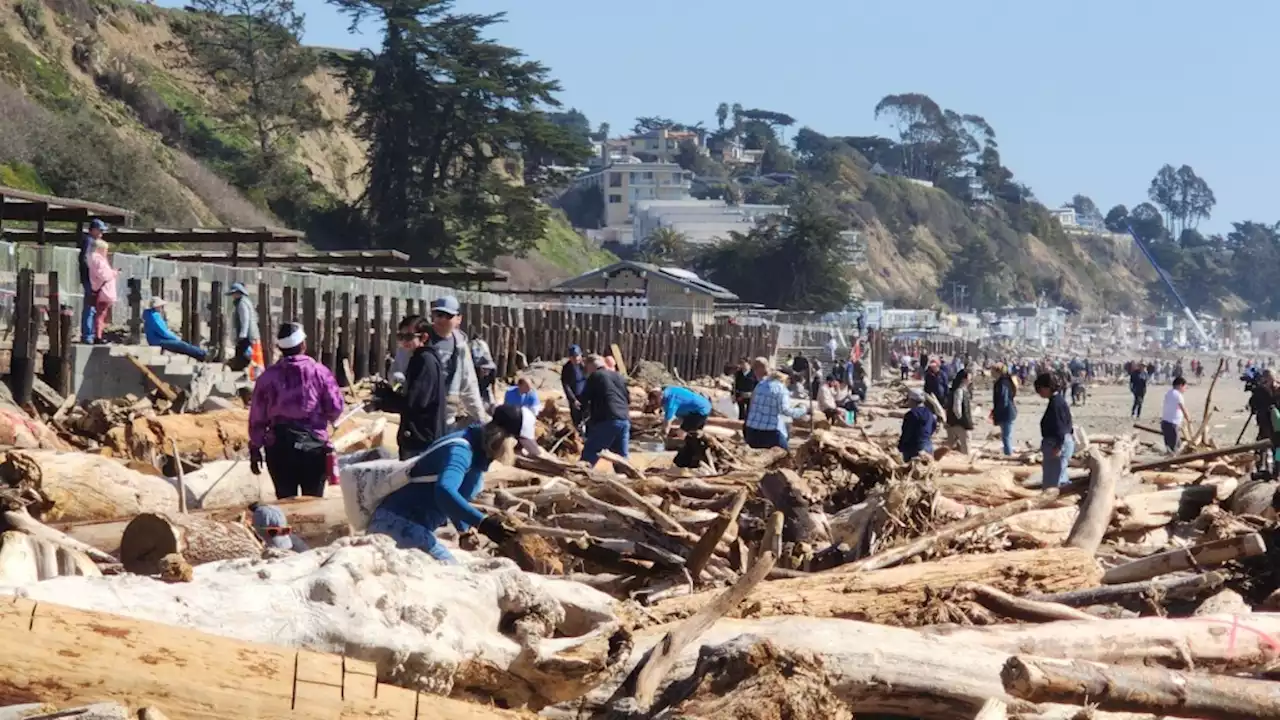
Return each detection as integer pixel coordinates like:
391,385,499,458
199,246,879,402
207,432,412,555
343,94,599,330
1128,362,1149,417
732,357,757,420
562,344,587,429
374,316,446,460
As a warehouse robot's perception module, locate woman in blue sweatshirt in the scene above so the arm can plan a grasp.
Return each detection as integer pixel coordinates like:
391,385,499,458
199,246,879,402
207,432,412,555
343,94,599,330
1034,372,1074,488
366,405,523,563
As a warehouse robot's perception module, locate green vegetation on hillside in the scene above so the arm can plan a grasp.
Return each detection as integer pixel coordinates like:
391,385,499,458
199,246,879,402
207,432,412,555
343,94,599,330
536,214,616,276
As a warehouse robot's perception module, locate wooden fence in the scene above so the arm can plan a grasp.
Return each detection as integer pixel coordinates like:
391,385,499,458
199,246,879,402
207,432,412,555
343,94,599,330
8,269,780,404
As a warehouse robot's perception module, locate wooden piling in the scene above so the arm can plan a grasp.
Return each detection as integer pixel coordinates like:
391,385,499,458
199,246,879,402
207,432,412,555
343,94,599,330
302,287,318,361
126,278,143,345
371,295,386,378
354,295,369,382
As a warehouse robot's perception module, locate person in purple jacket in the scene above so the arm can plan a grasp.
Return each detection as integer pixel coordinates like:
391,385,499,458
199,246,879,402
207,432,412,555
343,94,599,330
248,323,345,499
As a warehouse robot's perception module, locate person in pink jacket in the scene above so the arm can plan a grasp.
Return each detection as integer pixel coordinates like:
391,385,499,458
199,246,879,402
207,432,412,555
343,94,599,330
87,239,120,344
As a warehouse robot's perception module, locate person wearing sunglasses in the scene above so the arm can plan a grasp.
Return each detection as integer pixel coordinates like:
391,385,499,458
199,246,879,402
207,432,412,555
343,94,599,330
375,315,446,460
427,296,489,431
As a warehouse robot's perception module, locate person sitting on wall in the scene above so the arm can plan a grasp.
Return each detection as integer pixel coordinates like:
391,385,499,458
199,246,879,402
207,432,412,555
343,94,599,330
143,297,207,361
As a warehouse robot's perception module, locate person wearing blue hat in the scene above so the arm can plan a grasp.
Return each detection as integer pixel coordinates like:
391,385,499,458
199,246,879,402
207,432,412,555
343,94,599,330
226,281,260,371
427,295,489,430
78,219,107,343
561,344,587,429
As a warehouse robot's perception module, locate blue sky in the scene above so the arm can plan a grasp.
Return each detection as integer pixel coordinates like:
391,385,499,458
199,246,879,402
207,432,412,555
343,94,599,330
277,0,1276,233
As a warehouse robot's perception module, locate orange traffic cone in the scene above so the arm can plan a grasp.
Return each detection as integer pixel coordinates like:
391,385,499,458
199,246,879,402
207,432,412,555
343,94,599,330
248,340,265,380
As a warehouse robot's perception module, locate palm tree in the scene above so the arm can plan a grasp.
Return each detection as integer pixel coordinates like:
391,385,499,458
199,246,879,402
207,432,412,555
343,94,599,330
641,227,689,264
715,102,729,129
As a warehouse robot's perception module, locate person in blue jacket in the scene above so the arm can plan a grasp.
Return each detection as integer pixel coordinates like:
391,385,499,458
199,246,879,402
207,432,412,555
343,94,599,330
367,405,522,563
645,385,712,434
898,389,937,462
143,297,207,360
503,376,541,411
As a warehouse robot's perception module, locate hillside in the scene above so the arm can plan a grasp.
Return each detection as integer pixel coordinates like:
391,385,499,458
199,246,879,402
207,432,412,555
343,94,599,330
845,171,1158,313
0,0,600,280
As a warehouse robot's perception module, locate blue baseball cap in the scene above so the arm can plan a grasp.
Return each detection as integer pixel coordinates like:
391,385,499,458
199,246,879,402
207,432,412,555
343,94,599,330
568,344,582,357
226,281,248,295
251,504,294,550
89,219,108,231
431,295,460,316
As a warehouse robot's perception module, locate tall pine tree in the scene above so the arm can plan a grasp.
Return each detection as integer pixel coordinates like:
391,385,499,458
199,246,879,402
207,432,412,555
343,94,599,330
330,0,586,263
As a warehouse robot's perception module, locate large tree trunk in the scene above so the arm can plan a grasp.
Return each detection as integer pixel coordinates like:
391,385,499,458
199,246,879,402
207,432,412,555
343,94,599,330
1002,655,1280,719
642,548,1101,627
119,512,262,575
11,450,178,523
757,469,831,545
1065,440,1133,554
0,598,524,720
579,612,1280,720
59,493,352,558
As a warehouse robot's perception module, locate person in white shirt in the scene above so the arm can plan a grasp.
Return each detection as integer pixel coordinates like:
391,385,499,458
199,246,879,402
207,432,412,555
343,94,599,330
1160,376,1190,453
516,406,552,459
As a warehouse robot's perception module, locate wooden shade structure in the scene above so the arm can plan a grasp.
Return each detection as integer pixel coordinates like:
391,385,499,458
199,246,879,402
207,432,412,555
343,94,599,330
2,226,302,266
0,186,132,225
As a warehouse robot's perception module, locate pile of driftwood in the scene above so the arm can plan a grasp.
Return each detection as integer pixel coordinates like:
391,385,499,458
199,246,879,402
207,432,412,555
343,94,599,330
455,374,1280,719
9,367,1280,719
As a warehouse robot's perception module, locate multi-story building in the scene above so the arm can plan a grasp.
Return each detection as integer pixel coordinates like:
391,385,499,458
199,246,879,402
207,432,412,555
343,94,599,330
625,128,702,163
632,199,787,246
711,134,764,166
571,160,693,228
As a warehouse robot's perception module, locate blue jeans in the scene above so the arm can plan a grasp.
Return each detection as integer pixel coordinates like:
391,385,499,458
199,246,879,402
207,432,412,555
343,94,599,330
80,281,95,342
367,505,456,564
744,426,788,449
1000,421,1014,456
1161,421,1179,452
581,419,630,463
1041,435,1075,488
157,339,207,361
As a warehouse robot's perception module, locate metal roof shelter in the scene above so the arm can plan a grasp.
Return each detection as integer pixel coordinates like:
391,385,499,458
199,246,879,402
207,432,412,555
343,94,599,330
2,226,302,265
0,186,132,236
142,249,411,266
289,264,508,288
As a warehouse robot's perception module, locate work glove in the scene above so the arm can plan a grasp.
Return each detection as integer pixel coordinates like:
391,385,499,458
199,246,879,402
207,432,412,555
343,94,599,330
249,447,262,476
477,514,517,546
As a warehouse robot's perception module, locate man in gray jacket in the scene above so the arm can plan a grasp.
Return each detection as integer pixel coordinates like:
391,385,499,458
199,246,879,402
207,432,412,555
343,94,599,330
227,281,260,371
428,295,489,429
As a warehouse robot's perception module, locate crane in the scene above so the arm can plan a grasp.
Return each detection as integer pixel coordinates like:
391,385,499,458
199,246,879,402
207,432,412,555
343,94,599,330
1126,224,1212,347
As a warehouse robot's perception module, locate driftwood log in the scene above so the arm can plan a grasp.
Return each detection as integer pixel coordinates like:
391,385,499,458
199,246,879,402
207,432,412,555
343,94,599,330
1064,440,1133,554
643,548,1101,627
59,495,350,557
1102,533,1267,584
0,598,522,719
1002,655,1280,719
0,530,101,585
1030,571,1228,607
119,512,262,575
607,611,1280,720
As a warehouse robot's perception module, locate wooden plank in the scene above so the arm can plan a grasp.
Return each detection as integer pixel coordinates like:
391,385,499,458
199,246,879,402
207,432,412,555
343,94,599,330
610,342,628,377
2,601,521,719
124,353,178,401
